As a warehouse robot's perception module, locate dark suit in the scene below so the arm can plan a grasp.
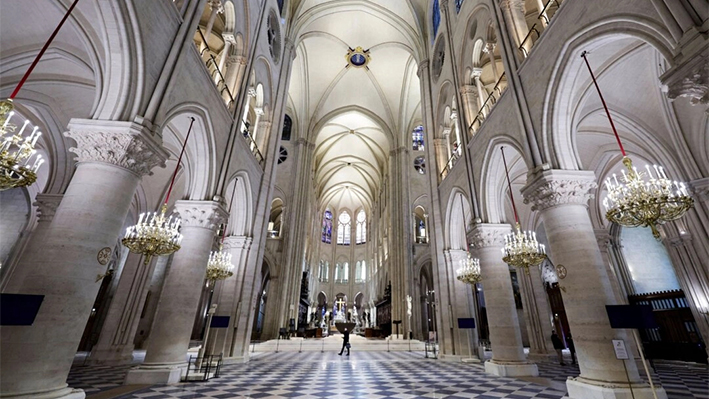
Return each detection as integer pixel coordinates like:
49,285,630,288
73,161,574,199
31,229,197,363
339,330,350,355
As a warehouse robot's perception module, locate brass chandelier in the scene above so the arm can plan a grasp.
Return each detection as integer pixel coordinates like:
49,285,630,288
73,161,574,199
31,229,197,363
122,117,196,264
456,251,482,285
0,0,79,190
499,147,547,270
0,101,44,190
581,51,694,239
206,179,237,283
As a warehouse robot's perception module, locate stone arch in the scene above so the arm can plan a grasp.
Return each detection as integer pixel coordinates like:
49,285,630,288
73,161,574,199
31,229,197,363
479,138,530,224
444,188,472,250
543,18,675,170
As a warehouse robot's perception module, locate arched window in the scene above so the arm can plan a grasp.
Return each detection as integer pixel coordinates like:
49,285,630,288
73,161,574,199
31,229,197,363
337,211,351,245
455,0,464,13
412,125,424,150
281,114,292,141
356,210,367,244
322,209,333,243
355,261,366,283
335,262,349,284
319,260,329,282
414,156,426,175
432,0,441,40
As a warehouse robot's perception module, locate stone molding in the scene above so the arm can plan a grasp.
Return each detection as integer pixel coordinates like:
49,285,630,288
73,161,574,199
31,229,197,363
467,223,511,249
460,85,477,95
661,49,708,109
223,235,253,251
417,59,430,77
522,169,597,212
174,200,227,230
594,228,611,249
443,248,467,263
33,193,64,222
689,177,709,201
65,119,168,177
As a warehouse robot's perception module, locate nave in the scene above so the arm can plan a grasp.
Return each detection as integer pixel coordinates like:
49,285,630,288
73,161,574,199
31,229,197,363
67,350,708,399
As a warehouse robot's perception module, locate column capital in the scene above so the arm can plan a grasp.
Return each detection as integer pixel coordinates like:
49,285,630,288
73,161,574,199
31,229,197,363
222,32,237,46
689,177,709,201
443,248,467,263
522,169,597,212
500,0,525,13
460,84,477,95
483,42,497,53
174,200,227,230
417,59,430,77
660,50,708,109
208,0,224,13
471,67,483,78
594,228,612,248
33,193,63,223
65,119,168,177
467,223,511,249
227,55,247,68
247,87,257,97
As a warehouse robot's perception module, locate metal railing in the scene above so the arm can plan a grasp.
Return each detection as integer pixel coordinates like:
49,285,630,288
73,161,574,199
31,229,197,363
519,0,563,59
240,123,265,166
439,151,462,180
196,27,235,109
183,354,222,382
468,73,508,136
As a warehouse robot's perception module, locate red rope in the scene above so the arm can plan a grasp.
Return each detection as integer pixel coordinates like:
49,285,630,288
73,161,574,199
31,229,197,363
10,0,81,100
501,147,520,224
164,117,195,205
581,51,626,157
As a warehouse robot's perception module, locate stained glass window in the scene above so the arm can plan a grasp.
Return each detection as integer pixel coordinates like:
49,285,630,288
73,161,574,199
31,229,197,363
412,125,424,150
414,156,426,175
432,0,441,40
356,210,367,244
321,209,333,243
455,0,464,13
337,211,351,245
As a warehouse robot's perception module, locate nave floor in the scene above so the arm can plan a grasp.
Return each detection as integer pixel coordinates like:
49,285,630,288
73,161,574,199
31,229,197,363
68,351,708,399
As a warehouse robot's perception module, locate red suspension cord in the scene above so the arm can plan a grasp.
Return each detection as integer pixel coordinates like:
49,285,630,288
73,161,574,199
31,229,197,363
10,0,81,100
501,147,520,224
581,51,626,157
164,117,195,205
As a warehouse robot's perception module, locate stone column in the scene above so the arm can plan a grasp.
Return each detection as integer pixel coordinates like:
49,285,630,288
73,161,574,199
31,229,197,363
472,69,488,116
255,119,271,156
519,266,556,358
216,33,233,81
499,0,529,51
125,200,226,385
2,193,63,292
443,249,480,361
203,0,223,44
87,251,157,365
442,129,452,168
206,235,253,359
483,42,500,82
225,55,247,101
450,111,461,157
522,169,666,399
433,138,447,176
459,85,478,132
0,120,166,399
469,223,538,377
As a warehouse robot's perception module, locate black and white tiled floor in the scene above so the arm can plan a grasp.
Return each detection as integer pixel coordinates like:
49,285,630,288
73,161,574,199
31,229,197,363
67,351,708,399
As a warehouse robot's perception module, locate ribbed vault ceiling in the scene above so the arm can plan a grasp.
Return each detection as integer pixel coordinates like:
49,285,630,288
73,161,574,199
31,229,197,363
288,0,424,212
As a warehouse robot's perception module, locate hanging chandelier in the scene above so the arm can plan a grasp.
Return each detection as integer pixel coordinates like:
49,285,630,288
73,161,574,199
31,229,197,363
499,147,546,270
581,51,694,239
0,101,44,190
0,0,79,191
122,117,196,264
456,251,482,285
206,178,237,283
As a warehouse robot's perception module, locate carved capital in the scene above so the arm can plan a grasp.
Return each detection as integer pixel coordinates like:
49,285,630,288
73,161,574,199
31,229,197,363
689,177,709,201
460,84,477,96
471,67,483,78
174,200,227,230
65,119,168,177
417,59,430,77
594,228,611,249
500,0,526,13
34,193,63,223
208,0,224,13
227,55,247,68
483,42,496,54
522,169,597,212
661,52,709,110
222,33,237,46
467,223,511,250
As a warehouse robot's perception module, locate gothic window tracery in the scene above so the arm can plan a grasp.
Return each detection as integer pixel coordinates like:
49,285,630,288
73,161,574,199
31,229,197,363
356,209,366,244
337,211,351,245
322,209,333,243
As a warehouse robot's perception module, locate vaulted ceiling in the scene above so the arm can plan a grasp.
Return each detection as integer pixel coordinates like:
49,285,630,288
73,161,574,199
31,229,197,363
288,0,425,212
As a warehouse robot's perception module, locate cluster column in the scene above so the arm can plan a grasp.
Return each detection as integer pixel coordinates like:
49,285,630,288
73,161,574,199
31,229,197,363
469,223,538,377
443,249,480,361
0,119,167,399
125,200,226,385
522,169,666,399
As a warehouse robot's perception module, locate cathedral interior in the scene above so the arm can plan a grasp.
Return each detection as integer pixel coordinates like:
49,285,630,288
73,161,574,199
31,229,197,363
0,0,708,398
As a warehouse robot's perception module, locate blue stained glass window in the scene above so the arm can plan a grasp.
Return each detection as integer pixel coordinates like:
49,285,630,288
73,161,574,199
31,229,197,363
412,125,424,150
455,0,464,13
322,209,333,243
432,0,441,41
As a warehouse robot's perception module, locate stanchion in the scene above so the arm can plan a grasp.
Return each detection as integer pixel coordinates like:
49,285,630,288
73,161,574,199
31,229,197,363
299,340,303,353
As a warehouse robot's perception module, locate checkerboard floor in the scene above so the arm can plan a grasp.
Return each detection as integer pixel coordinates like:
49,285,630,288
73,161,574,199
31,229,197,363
67,351,708,399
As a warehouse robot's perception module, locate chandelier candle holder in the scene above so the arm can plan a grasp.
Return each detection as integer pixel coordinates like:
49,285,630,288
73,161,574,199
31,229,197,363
122,117,196,264
456,251,482,285
499,147,547,271
581,51,694,239
0,0,80,190
0,102,44,190
206,178,238,283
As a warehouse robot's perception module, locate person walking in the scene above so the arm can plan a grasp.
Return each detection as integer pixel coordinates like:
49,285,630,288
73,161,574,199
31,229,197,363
566,333,576,365
338,328,350,356
551,330,566,365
